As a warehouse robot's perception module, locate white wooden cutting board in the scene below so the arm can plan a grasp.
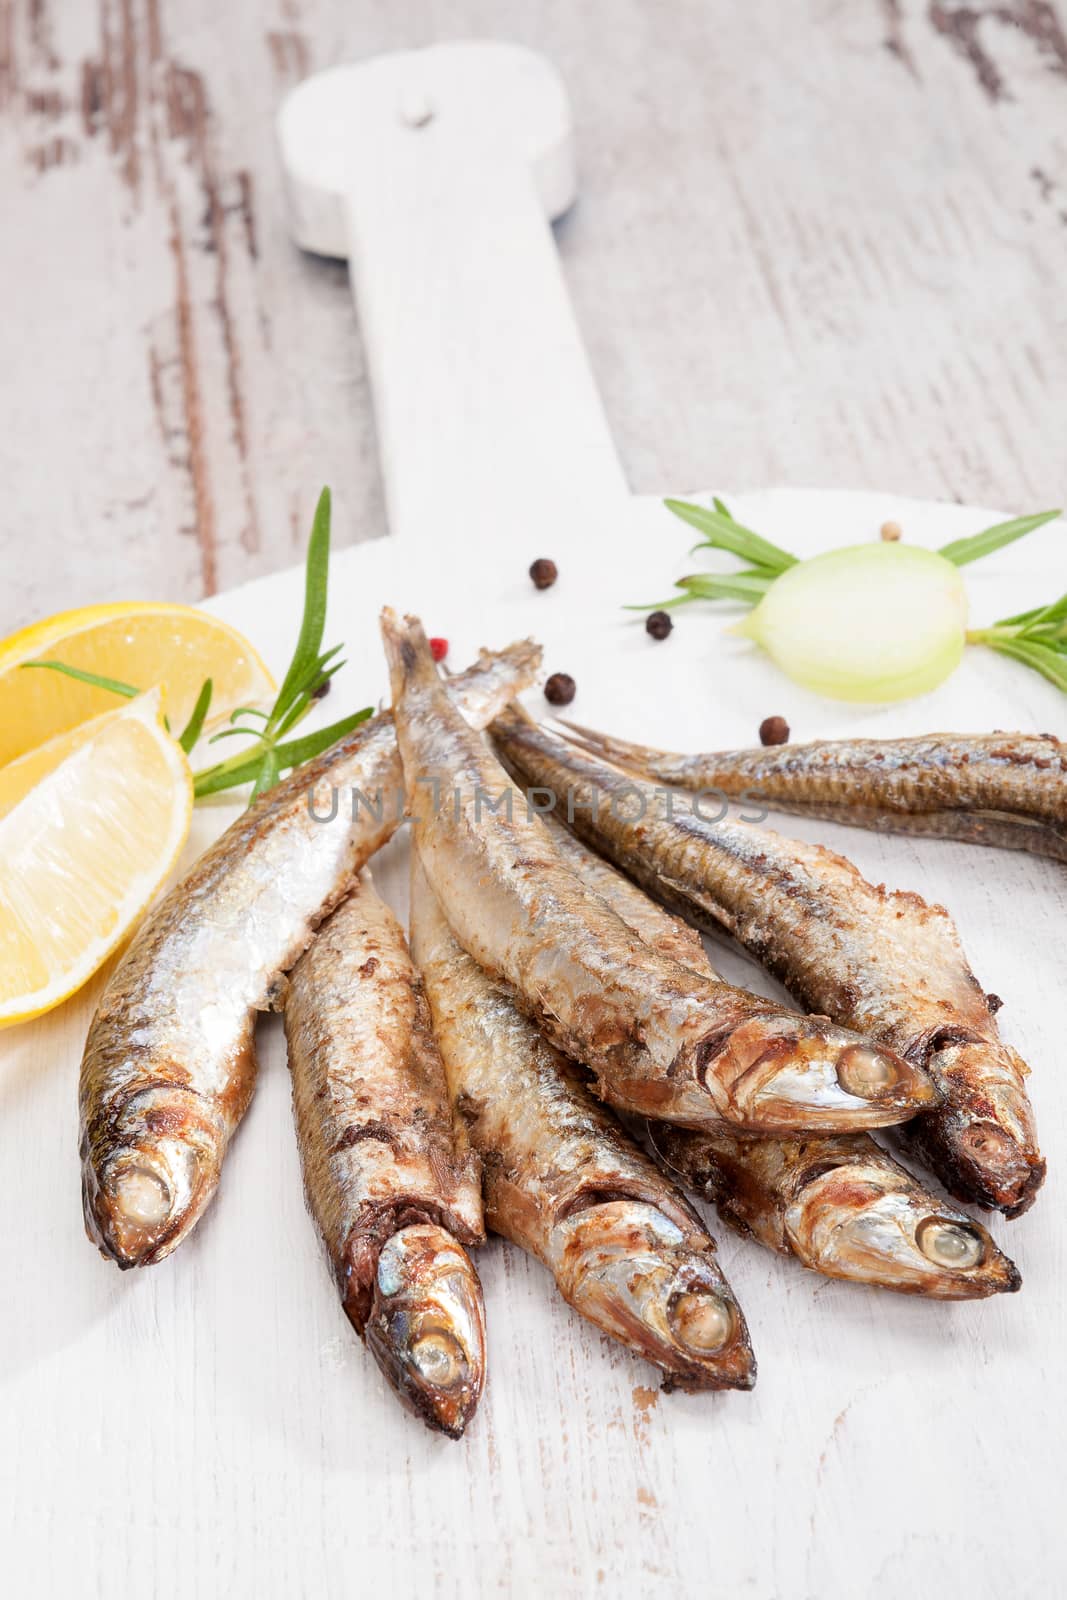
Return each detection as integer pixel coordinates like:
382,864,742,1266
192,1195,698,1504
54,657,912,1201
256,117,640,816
3,41,1066,1600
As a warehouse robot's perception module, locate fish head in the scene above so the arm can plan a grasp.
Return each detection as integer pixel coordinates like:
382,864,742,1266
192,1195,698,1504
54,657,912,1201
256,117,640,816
81,1087,223,1268
920,1039,1046,1217
365,1224,487,1439
715,1016,939,1132
83,1132,219,1269
553,1199,755,1391
783,1160,1021,1298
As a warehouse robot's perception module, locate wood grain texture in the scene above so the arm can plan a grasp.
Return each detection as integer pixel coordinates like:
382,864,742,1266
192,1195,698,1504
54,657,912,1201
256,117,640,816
1,0,1065,634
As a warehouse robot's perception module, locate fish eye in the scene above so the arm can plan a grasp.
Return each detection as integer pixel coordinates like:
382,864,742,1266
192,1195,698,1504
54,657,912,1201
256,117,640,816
111,1162,172,1227
667,1290,733,1354
410,1330,467,1389
835,1044,901,1100
916,1216,985,1270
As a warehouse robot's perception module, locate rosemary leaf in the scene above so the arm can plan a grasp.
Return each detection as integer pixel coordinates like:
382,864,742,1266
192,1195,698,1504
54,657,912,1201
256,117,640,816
664,498,797,573
624,570,773,613
192,707,372,799
248,746,281,803
677,571,774,603
177,678,213,754
266,707,373,772
1011,592,1067,636
273,658,347,739
20,660,141,699
938,509,1061,568
981,636,1067,694
207,724,271,746
316,642,345,672
622,594,698,614
268,486,333,730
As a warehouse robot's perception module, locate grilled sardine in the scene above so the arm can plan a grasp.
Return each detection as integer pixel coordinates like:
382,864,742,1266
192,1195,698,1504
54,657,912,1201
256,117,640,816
284,873,486,1437
410,851,756,1389
557,722,1067,861
80,639,540,1268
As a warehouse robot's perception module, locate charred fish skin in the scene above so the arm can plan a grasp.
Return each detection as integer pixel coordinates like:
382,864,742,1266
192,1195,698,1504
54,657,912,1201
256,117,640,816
556,722,1067,862
541,820,1021,1299
493,708,1043,1218
409,854,756,1391
284,875,486,1438
382,610,935,1136
80,639,540,1271
900,1071,1046,1222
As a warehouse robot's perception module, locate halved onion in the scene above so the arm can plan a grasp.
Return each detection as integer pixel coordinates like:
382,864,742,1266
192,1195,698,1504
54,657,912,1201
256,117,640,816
735,543,968,703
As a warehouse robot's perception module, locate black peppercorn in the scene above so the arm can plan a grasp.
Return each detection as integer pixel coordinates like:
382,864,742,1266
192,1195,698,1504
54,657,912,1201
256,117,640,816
529,558,558,590
544,672,576,707
645,610,673,640
759,715,790,746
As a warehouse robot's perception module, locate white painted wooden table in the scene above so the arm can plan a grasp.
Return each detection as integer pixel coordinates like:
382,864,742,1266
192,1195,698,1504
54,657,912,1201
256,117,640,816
1,1,1066,630
2,9,1067,1599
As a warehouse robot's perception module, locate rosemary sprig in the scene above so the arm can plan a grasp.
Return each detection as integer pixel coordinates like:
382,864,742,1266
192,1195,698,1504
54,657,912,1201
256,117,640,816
663,498,797,576
20,487,373,802
191,708,372,797
192,486,371,800
265,486,334,728
625,498,792,614
626,570,775,612
967,589,1067,693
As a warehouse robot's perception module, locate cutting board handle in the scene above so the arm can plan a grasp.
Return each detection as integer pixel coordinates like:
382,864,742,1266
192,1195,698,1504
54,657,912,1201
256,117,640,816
279,42,630,554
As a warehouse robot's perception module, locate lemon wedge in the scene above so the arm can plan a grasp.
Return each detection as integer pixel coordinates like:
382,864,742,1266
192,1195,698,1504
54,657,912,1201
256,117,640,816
0,691,193,1026
0,601,274,766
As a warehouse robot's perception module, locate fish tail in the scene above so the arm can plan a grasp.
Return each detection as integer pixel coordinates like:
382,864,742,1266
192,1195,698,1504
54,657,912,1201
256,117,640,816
379,609,440,705
487,637,543,685
551,717,661,777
